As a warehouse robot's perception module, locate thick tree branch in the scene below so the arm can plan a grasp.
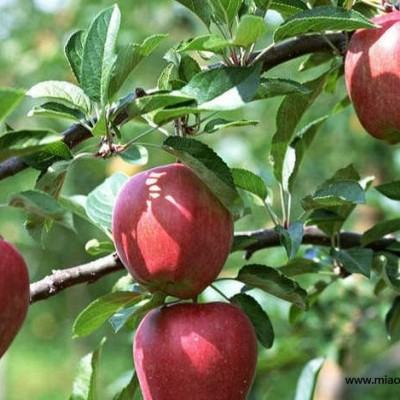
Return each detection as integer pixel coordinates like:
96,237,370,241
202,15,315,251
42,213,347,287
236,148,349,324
29,226,399,304
0,33,347,181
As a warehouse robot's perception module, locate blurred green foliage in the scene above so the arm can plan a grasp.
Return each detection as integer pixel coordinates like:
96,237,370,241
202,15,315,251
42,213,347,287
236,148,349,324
1,0,400,399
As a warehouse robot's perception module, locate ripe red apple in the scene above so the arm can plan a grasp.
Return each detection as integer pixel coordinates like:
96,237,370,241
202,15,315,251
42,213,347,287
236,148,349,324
0,238,30,359
112,163,233,299
344,11,400,144
133,302,258,400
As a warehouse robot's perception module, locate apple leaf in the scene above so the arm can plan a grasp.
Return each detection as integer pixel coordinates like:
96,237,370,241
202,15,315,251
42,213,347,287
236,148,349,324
0,87,25,121
301,180,365,211
69,338,105,400
233,15,266,48
230,293,274,349
203,118,258,134
179,64,262,111
80,4,121,104
119,144,148,166
0,129,63,163
72,292,144,338
175,0,212,27
330,247,373,277
274,6,377,42
231,167,268,201
236,264,308,310
113,373,140,400
270,0,307,18
86,172,129,231
27,80,92,116
255,78,311,100
271,72,328,186
294,357,325,400
163,136,243,217
275,221,304,260
28,102,85,122
177,34,230,53
209,0,242,26
279,258,325,277
65,29,87,84
375,181,400,201
8,189,66,219
386,296,400,341
361,218,400,246
126,92,194,120
108,34,168,98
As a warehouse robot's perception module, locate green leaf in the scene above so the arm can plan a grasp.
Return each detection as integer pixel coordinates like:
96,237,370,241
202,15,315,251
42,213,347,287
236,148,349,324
270,0,307,18
236,264,308,309
8,189,65,219
119,145,148,166
275,221,304,260
85,239,115,256
109,292,167,333
210,0,242,26
233,15,266,47
28,102,85,121
375,181,400,201
65,30,87,84
255,0,272,10
113,373,140,400
294,357,325,400
35,160,70,197
178,54,202,83
108,34,168,98
126,92,194,120
81,4,121,104
231,167,268,201
331,247,373,277
177,34,230,53
175,0,212,27
163,136,243,217
386,296,400,341
86,172,129,231
301,180,365,211
69,339,105,400
286,116,327,192
180,64,262,111
0,129,62,162
271,72,328,185
203,118,258,134
152,106,199,126
0,87,25,121
27,81,92,116
361,219,400,246
255,78,311,100
230,293,274,349
72,292,143,338
279,258,325,277
274,6,377,42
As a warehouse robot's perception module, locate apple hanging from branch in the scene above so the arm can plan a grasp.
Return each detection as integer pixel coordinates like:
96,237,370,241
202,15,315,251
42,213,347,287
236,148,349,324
133,302,258,400
345,11,400,144
0,238,30,359
112,163,234,299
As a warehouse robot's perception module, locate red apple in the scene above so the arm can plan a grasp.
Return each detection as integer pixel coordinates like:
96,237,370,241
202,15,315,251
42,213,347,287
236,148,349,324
133,302,258,400
344,11,400,144
112,163,233,299
0,238,30,359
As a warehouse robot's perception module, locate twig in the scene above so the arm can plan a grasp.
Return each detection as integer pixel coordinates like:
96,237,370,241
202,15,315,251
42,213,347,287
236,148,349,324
29,226,399,304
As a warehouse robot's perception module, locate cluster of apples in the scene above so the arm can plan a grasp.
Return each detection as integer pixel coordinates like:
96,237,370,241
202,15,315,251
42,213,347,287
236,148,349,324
0,238,30,360
345,10,400,144
112,163,258,400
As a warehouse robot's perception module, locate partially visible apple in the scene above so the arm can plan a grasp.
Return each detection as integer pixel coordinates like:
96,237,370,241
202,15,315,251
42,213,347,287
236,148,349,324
345,11,400,144
112,163,233,299
133,302,258,400
0,238,30,359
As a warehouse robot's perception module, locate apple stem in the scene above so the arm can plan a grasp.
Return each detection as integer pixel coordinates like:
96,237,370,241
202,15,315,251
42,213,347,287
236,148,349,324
210,284,230,301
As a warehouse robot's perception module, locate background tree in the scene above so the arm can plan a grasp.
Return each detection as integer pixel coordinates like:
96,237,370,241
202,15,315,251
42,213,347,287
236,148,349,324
1,0,400,399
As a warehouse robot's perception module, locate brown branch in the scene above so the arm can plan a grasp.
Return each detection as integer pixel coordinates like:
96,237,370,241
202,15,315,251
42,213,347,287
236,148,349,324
29,226,399,304
0,33,347,181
